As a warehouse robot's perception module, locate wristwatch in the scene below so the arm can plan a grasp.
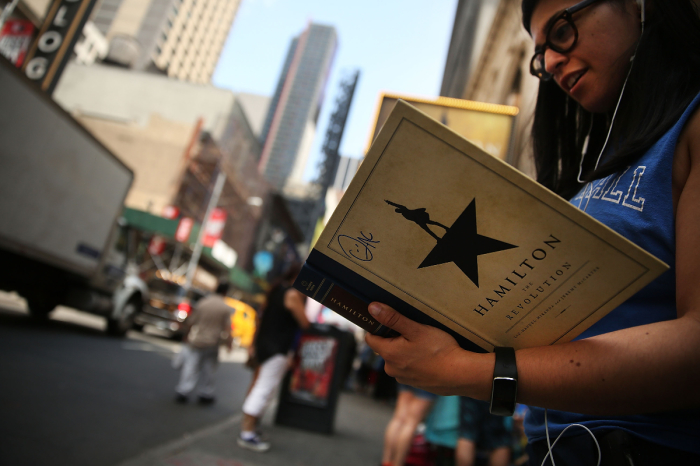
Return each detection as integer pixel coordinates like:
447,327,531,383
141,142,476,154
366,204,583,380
489,346,518,416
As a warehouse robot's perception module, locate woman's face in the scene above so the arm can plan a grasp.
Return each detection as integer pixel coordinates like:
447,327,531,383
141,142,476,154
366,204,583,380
530,0,641,113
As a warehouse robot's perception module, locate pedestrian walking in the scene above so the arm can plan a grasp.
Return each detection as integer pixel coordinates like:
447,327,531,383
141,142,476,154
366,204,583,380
237,264,310,452
174,280,233,404
366,1,700,464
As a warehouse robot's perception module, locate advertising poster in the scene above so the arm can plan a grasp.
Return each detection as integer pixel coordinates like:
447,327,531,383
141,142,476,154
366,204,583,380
22,0,98,94
0,20,34,66
368,93,518,161
288,335,338,406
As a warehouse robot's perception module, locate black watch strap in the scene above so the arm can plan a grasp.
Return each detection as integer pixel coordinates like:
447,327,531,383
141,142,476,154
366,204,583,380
490,347,518,416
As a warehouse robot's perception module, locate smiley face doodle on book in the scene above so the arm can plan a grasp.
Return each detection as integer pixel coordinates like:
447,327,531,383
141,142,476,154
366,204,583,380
385,198,518,288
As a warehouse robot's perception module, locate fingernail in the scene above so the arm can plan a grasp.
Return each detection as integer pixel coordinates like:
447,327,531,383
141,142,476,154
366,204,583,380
369,303,382,317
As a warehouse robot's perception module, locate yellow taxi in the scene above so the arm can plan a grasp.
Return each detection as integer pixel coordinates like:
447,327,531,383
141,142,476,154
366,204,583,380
225,297,257,347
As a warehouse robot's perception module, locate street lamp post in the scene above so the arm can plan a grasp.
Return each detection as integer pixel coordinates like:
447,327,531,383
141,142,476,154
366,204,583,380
184,169,226,291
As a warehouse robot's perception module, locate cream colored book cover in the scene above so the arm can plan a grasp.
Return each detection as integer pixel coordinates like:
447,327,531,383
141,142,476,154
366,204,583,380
313,100,668,351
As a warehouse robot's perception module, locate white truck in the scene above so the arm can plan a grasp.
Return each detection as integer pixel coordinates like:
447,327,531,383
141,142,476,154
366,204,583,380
0,57,146,336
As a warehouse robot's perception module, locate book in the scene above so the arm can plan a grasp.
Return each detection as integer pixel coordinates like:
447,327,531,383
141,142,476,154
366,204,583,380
294,100,668,353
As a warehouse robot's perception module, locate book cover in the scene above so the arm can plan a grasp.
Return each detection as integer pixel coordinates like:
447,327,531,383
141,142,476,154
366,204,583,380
294,100,668,352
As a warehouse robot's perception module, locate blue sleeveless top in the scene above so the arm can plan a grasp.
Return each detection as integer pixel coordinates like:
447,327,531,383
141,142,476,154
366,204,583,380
524,93,700,453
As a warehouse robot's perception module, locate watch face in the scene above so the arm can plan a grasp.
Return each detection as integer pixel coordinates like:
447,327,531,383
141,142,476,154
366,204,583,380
490,377,517,416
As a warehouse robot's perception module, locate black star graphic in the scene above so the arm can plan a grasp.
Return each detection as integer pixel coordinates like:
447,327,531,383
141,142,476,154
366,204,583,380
419,199,517,287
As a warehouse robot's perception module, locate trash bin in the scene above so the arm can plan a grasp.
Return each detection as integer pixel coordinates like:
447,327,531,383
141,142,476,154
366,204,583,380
274,323,354,434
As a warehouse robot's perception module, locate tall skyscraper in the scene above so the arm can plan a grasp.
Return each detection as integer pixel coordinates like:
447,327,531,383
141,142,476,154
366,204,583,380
258,23,338,192
90,0,239,83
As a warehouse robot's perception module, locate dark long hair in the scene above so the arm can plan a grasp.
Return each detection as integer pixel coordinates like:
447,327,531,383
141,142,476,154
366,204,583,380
257,262,303,316
530,0,700,199
267,262,302,296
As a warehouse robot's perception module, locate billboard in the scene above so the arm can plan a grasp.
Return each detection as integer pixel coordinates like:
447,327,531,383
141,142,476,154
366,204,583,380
367,93,519,161
21,0,99,94
287,334,339,407
0,20,34,67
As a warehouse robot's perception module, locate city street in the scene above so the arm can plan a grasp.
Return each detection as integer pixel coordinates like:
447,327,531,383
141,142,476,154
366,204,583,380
0,292,392,466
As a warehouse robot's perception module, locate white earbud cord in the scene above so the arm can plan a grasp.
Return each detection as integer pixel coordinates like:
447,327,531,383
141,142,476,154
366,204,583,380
576,16,645,184
542,408,602,466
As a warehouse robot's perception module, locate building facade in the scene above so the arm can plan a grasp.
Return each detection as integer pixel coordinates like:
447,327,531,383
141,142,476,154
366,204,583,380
90,0,239,83
440,0,539,177
53,63,263,263
440,0,500,98
170,103,270,271
13,0,52,24
152,0,239,83
53,62,303,281
257,23,337,192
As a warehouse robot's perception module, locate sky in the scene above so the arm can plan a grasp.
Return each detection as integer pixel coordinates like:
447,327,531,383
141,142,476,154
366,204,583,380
212,0,459,180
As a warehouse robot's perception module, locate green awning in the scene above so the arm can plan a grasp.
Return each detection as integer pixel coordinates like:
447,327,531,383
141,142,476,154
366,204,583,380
229,265,259,293
122,207,260,293
121,207,181,239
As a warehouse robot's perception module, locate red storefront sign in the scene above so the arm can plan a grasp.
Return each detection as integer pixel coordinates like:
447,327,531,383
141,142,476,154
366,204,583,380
202,208,226,248
0,20,35,67
175,217,194,243
147,235,166,256
162,205,180,220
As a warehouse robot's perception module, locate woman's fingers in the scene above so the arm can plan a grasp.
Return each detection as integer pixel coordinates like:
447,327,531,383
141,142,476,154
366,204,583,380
365,302,464,390
365,302,422,374
368,302,421,339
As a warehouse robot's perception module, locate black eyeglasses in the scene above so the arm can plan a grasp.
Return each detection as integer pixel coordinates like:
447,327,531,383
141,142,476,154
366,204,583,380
529,0,603,81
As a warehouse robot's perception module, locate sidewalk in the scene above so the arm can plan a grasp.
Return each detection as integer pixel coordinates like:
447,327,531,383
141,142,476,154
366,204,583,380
117,390,394,466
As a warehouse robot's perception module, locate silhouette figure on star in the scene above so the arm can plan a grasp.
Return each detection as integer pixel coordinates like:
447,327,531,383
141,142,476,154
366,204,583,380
385,200,449,241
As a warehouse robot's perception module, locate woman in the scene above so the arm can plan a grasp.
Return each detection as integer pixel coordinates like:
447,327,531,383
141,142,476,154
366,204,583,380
237,264,310,452
365,1,700,464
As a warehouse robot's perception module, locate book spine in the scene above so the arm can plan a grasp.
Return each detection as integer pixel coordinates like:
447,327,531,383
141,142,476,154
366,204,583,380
293,263,398,338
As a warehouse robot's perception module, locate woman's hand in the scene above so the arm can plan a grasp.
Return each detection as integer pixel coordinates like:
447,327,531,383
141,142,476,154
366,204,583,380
365,302,492,398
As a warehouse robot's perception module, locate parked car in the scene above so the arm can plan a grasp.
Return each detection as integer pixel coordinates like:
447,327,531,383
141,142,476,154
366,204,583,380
133,277,206,338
